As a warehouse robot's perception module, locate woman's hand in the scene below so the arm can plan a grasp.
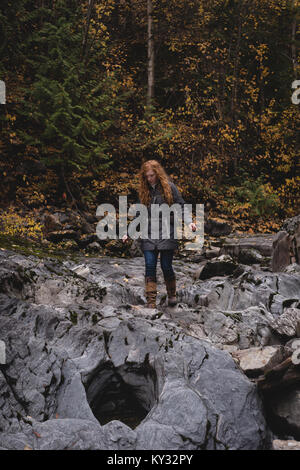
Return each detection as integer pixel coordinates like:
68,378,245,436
189,222,197,232
122,234,129,243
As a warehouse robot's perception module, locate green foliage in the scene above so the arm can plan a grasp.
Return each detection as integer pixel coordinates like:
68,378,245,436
0,0,125,179
231,174,280,218
17,5,116,174
0,0,298,221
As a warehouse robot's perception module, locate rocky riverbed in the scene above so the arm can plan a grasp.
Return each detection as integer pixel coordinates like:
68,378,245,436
0,223,300,450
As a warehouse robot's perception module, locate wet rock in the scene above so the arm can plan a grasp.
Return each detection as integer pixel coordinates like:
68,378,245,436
272,215,300,272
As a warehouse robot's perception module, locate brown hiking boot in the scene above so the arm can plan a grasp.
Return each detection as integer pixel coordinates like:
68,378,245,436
145,276,157,308
165,277,177,306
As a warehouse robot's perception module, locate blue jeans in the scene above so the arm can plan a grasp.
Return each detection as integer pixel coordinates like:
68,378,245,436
143,249,175,281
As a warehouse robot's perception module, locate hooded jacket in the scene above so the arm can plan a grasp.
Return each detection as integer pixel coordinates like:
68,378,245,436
132,179,193,251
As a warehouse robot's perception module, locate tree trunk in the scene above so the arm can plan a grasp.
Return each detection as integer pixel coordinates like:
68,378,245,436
147,0,155,111
82,0,96,62
291,0,298,79
231,1,243,121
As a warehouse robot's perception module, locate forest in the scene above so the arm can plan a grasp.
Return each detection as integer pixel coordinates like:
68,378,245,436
1,2,300,452
0,0,299,241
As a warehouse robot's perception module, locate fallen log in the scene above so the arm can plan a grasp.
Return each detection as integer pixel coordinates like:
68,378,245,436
255,356,300,393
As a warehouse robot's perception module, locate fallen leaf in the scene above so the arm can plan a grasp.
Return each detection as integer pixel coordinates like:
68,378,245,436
33,431,41,438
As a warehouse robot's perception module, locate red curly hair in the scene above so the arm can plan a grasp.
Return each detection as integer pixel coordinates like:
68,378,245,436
138,160,174,207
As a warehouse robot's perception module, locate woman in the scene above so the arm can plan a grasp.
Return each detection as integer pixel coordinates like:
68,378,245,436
122,160,196,308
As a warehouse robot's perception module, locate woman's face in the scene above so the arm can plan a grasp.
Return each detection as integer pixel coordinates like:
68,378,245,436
145,170,158,186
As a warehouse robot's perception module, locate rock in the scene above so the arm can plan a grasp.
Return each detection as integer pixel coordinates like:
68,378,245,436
202,310,239,345
231,346,289,377
205,247,221,259
221,234,274,258
0,248,270,450
178,265,300,319
1,239,300,447
71,264,91,277
205,218,231,236
0,340,5,364
272,231,294,272
42,213,63,233
77,233,99,248
238,248,263,265
285,337,300,351
129,240,143,257
268,387,300,440
0,419,108,450
57,209,80,226
284,263,300,275
199,255,237,280
272,439,300,450
193,262,207,280
86,242,102,252
272,215,300,272
282,214,300,235
102,421,138,450
270,308,300,338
